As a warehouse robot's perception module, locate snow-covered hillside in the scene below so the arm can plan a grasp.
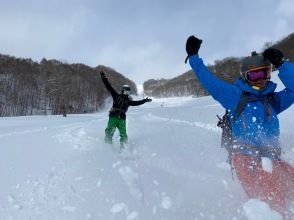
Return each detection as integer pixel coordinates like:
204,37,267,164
0,75,293,220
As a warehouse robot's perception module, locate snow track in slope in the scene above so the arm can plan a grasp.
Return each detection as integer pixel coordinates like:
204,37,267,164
2,95,293,219
0,118,99,139
145,113,220,133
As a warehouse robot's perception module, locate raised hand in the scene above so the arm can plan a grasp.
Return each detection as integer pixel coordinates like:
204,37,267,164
185,35,202,63
144,97,152,102
263,48,284,68
100,71,107,79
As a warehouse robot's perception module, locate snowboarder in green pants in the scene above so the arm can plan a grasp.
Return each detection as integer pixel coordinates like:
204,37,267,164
100,71,152,150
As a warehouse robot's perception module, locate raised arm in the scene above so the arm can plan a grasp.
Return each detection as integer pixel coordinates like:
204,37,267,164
186,36,241,110
100,71,119,99
273,62,294,114
263,49,294,113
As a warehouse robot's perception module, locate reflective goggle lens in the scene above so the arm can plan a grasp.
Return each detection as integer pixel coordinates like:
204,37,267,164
246,69,269,82
123,90,130,95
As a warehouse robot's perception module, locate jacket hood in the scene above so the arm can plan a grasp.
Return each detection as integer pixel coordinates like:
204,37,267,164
234,78,277,96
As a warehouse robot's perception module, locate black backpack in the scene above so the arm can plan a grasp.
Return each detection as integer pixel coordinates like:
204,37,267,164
217,92,279,167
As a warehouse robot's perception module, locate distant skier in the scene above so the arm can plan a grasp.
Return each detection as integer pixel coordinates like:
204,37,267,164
100,71,152,150
185,36,294,217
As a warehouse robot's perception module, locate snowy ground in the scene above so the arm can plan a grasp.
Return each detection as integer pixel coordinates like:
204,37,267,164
1,77,294,220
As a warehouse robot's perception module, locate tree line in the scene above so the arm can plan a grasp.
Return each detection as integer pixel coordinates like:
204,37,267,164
0,56,137,117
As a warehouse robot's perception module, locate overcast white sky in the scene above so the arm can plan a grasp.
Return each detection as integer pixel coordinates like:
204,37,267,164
1,0,294,84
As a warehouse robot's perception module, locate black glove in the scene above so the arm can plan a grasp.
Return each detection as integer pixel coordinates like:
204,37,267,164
185,35,202,63
263,48,284,68
144,97,152,102
100,71,107,79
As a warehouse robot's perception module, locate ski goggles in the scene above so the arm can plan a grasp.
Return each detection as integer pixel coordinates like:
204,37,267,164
246,68,270,82
123,90,131,95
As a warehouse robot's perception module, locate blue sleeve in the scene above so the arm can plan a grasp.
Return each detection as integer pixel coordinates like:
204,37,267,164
189,55,241,110
274,61,294,114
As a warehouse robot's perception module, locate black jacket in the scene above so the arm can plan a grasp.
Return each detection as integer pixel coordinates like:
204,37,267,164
101,77,146,120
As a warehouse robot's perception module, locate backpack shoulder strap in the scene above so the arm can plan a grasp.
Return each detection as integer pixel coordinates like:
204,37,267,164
266,93,279,110
232,92,279,123
232,92,258,122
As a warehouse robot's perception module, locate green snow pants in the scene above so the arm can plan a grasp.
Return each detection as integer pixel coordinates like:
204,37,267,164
105,116,128,144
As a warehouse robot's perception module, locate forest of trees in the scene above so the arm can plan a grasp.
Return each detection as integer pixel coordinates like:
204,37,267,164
0,56,137,117
144,32,294,98
1,33,294,116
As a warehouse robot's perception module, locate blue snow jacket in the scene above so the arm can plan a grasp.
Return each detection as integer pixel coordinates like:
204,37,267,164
189,55,294,160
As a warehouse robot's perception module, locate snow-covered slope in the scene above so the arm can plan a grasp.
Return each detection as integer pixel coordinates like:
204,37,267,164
0,74,293,220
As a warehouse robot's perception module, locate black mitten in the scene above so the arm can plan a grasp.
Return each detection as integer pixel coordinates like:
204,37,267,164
263,48,284,68
185,36,202,63
100,71,107,79
144,97,152,102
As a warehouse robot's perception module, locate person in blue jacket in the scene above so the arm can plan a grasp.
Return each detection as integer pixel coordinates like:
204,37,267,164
185,36,294,217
